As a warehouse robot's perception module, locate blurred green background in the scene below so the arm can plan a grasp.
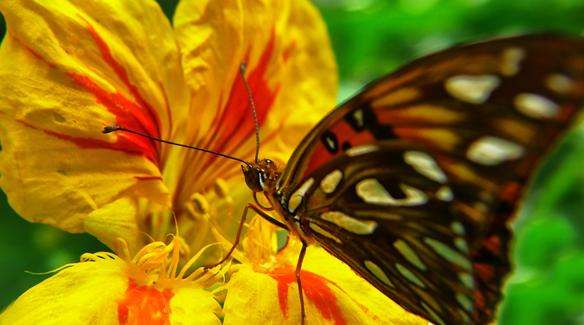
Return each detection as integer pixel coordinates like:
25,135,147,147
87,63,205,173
1,0,583,324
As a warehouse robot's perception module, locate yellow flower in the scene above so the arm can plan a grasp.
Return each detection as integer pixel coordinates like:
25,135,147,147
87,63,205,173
0,0,336,255
2,236,224,324
0,0,426,323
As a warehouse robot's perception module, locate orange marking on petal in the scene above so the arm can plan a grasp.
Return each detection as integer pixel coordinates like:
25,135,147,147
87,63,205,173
118,280,173,325
282,41,297,62
269,266,346,325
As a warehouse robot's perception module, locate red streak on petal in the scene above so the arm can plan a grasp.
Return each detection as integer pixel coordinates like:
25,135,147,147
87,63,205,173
85,23,163,135
66,72,159,163
118,280,173,325
269,266,346,325
14,117,157,164
203,31,280,162
13,23,162,164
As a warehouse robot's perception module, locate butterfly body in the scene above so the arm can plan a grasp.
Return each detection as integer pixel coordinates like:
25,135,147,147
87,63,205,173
241,34,584,324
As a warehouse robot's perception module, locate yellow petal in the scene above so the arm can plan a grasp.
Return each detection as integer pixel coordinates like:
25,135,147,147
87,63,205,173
222,206,426,324
223,264,294,325
0,0,188,235
84,198,143,255
0,257,127,324
170,286,222,325
302,247,428,324
224,242,427,324
172,0,338,201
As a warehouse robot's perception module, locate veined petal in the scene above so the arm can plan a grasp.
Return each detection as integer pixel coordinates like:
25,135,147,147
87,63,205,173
84,198,144,255
170,286,222,325
302,247,428,325
0,0,189,235
224,217,426,324
224,246,427,325
172,0,337,203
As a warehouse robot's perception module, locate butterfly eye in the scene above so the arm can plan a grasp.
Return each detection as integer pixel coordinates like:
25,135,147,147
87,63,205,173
242,165,264,192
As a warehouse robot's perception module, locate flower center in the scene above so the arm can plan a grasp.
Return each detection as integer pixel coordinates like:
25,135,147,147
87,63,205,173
117,280,173,325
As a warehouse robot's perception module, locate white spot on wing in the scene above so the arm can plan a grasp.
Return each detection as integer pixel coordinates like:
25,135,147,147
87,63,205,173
288,178,314,213
394,240,426,270
456,293,474,312
320,169,343,194
451,222,465,236
325,137,336,151
321,211,377,235
501,47,525,76
445,74,500,104
309,223,342,243
546,73,574,94
454,237,469,253
353,109,364,128
424,237,471,270
436,186,453,201
404,151,447,183
346,144,378,156
422,302,446,325
364,260,394,287
396,263,426,288
514,93,559,119
356,179,427,206
467,136,524,166
458,272,474,289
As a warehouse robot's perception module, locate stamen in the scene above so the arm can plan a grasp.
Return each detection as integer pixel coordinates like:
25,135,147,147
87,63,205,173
214,178,230,199
114,237,131,260
190,193,210,215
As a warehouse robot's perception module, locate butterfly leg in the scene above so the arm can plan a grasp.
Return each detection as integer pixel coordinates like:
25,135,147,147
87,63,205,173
204,203,288,269
295,238,308,324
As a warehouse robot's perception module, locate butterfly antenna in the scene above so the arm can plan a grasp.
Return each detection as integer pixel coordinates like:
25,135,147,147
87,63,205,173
239,63,261,163
103,125,251,166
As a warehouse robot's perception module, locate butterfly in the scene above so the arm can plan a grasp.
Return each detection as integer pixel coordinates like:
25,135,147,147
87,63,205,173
107,34,584,324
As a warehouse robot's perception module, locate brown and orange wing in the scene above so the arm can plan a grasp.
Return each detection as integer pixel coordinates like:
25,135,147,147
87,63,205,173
276,34,584,324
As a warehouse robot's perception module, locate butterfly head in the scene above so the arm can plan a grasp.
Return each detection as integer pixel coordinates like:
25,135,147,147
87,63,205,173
242,158,280,192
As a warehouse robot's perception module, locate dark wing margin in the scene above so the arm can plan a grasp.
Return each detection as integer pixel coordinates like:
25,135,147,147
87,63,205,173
276,34,584,324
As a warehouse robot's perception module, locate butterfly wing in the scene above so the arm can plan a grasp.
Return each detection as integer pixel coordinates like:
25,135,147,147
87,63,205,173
276,34,584,324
